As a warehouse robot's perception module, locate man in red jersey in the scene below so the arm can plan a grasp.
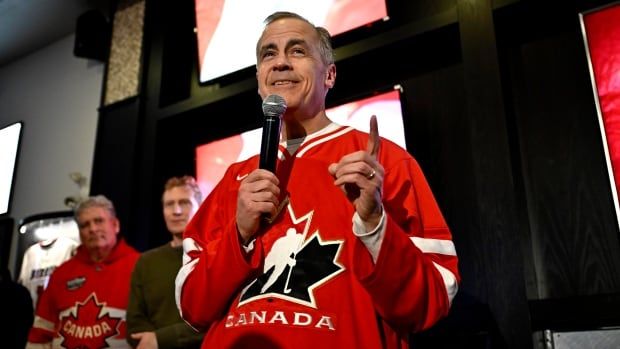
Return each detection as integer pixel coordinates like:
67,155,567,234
27,195,140,349
176,11,460,349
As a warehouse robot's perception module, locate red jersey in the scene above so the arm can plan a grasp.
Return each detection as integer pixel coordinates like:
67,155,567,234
177,125,460,349
27,239,140,349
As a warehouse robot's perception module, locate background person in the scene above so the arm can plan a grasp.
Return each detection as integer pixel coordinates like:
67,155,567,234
0,267,33,349
127,176,204,349
27,195,140,349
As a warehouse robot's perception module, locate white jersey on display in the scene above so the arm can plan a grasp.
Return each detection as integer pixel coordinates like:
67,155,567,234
18,236,79,309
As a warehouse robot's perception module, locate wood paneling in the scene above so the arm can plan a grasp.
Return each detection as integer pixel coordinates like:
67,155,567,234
507,30,620,298
91,98,144,249
457,0,532,347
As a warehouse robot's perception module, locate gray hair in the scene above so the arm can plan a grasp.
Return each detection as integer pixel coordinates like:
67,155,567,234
74,195,117,220
256,11,335,65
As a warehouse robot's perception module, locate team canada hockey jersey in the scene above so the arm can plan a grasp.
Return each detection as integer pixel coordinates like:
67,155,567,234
176,125,460,349
18,236,79,310
27,239,139,349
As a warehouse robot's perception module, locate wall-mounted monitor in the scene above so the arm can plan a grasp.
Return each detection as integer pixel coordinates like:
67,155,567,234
194,0,388,83
0,121,23,216
195,86,405,197
580,2,620,229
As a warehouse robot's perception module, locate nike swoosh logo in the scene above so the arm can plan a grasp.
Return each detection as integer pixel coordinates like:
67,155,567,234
236,173,249,181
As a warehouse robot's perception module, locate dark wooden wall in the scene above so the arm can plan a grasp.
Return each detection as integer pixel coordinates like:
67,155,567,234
91,0,620,347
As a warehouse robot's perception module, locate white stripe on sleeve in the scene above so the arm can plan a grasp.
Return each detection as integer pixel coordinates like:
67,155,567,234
410,237,457,256
432,262,459,305
175,238,202,317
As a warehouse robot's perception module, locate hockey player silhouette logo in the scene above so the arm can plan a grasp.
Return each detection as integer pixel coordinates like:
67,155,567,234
240,206,344,308
261,228,303,294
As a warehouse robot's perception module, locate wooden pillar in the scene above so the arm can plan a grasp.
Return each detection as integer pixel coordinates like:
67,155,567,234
457,0,532,347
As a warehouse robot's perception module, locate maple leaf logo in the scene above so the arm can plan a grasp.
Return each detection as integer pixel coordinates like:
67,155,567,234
58,293,121,349
239,204,344,308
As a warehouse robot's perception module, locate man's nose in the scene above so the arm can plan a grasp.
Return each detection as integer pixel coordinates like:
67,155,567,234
273,55,291,71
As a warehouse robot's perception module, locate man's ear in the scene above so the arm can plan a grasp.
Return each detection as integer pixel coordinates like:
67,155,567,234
113,217,121,234
325,64,336,88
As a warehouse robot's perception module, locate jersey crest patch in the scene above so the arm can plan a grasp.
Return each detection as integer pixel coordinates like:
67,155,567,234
66,276,86,291
239,205,344,308
58,293,121,348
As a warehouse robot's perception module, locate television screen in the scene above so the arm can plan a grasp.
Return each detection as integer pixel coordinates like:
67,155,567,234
0,122,22,215
194,0,388,83
196,87,405,197
580,3,620,229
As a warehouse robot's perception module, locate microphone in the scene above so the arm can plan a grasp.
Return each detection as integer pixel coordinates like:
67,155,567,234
259,95,287,173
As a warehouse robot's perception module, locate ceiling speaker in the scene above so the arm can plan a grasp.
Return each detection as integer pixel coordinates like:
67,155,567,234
74,10,110,62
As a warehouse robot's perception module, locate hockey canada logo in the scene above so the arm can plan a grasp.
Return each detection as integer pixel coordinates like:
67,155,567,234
59,293,121,348
239,205,344,308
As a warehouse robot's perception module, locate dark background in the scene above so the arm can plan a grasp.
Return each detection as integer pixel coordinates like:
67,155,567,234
90,0,620,347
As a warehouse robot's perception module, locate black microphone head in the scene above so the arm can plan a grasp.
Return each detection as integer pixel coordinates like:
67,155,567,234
262,95,287,117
